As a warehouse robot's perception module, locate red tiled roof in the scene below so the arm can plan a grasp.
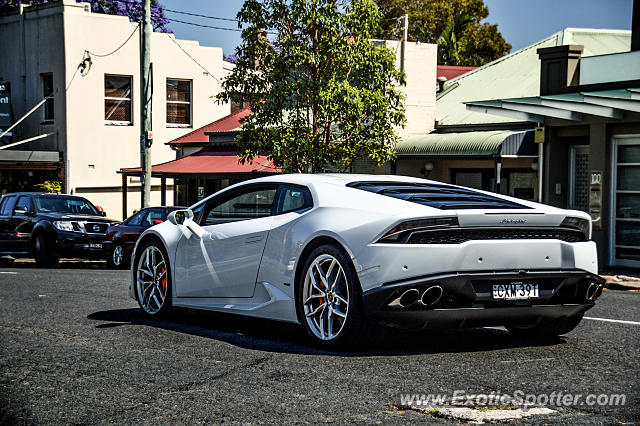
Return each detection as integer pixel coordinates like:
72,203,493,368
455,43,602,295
120,149,280,175
436,65,477,82
168,107,252,145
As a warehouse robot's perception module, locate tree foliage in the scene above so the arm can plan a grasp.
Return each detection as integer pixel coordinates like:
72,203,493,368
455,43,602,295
0,0,170,31
219,0,406,173
375,0,511,66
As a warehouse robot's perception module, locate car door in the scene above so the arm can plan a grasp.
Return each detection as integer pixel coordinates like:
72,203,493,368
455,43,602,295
0,195,17,251
11,195,36,253
174,184,278,298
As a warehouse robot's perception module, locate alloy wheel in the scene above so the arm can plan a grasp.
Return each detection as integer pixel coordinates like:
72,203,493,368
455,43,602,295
136,245,168,314
302,254,349,341
112,245,124,266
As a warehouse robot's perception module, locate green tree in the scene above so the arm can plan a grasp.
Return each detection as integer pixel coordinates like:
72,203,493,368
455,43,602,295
218,0,406,173
438,14,473,65
375,0,511,66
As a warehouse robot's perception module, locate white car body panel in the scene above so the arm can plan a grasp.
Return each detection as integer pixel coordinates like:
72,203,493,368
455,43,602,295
129,173,601,327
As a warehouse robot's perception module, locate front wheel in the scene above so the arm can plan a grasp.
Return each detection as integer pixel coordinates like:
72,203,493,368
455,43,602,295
33,233,59,268
296,244,371,348
134,241,171,316
506,314,584,337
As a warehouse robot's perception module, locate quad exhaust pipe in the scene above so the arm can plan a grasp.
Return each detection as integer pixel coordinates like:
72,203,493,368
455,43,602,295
398,288,420,307
392,285,443,308
421,285,443,306
586,282,604,302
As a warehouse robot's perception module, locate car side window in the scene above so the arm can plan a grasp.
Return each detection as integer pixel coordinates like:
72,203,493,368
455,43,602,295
203,187,277,226
275,185,313,215
127,210,146,226
13,196,33,216
0,196,16,216
143,208,164,227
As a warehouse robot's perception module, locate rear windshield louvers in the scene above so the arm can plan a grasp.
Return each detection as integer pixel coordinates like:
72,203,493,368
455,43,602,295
348,181,530,210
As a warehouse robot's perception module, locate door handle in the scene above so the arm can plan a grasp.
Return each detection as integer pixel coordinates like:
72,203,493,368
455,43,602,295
245,235,264,244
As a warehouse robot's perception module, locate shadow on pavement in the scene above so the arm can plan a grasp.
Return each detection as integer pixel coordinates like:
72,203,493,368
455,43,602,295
87,307,566,356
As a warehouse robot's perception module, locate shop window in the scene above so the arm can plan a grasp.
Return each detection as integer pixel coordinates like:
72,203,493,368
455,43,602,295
104,75,133,124
166,79,192,126
42,73,54,123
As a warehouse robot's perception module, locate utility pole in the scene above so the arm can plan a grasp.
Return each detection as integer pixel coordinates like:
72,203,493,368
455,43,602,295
400,13,408,73
140,0,152,208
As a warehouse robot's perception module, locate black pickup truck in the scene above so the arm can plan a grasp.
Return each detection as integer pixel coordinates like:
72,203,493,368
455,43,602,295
0,192,119,267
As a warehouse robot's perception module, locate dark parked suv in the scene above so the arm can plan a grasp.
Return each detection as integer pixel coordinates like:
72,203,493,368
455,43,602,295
0,192,119,267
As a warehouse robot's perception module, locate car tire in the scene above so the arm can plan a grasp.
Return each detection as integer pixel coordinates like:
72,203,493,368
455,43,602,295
506,314,584,337
107,243,128,270
133,239,172,316
33,233,59,268
296,243,373,349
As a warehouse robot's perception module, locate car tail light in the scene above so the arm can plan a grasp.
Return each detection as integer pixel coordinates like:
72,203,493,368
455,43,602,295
377,217,459,243
561,216,590,240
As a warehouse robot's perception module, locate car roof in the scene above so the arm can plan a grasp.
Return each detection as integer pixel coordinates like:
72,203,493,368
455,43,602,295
240,173,433,186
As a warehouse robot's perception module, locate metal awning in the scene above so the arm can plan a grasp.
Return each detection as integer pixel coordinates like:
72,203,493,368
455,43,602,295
396,130,536,158
465,88,640,123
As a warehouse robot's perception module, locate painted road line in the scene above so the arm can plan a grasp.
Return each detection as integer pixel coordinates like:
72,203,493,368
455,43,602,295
0,271,18,275
584,316,640,325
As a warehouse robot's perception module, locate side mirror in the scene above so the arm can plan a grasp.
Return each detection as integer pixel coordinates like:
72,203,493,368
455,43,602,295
101,211,107,217
167,209,194,225
28,209,36,217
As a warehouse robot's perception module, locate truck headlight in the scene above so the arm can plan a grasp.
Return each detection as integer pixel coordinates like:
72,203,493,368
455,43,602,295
53,221,75,232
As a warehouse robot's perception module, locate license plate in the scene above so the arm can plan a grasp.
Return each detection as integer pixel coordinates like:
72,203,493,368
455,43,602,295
89,243,102,249
492,282,539,300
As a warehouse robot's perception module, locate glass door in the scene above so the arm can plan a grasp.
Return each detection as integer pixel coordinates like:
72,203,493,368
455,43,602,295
611,137,640,267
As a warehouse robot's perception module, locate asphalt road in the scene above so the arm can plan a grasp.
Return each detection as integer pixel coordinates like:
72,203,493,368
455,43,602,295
1,268,638,424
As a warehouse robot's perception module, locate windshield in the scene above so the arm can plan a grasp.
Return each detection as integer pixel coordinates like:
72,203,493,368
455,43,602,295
34,195,99,215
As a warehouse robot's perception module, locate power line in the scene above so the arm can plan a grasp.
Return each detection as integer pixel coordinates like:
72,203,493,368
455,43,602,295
164,33,221,83
168,18,243,32
86,24,139,57
164,8,237,23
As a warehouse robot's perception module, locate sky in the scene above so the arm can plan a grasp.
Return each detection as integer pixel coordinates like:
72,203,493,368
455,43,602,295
161,0,634,56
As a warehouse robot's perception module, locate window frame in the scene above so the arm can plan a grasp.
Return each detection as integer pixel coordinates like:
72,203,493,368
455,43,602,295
13,195,34,216
126,209,148,226
0,196,17,217
165,78,192,128
41,73,54,124
142,207,165,227
104,74,133,126
199,184,279,226
273,184,314,215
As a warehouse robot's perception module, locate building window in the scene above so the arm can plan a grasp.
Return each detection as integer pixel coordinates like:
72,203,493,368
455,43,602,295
104,75,132,125
166,79,191,126
42,73,54,123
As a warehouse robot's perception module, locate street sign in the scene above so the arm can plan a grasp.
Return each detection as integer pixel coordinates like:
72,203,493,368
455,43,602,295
0,81,11,133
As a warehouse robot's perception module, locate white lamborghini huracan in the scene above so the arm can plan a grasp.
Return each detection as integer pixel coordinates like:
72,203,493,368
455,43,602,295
129,174,604,347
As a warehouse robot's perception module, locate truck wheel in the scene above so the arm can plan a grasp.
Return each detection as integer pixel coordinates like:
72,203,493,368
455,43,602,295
33,234,59,268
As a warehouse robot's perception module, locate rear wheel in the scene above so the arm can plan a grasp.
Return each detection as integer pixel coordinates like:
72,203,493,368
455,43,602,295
296,244,372,348
33,233,59,268
134,241,171,316
506,314,584,337
108,243,128,269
